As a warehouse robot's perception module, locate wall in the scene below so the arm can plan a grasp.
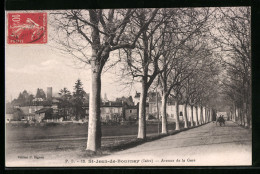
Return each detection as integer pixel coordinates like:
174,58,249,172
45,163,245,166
20,105,44,115
100,106,123,121
125,108,138,120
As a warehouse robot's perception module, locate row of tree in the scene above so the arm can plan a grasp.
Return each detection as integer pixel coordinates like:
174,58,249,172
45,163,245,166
213,7,251,127
50,7,250,151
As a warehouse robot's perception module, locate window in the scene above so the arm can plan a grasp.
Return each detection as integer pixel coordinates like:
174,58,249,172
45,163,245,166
180,111,183,116
130,110,132,113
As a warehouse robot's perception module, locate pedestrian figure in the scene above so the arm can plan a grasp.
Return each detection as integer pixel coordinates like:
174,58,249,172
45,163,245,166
221,115,225,126
216,115,225,126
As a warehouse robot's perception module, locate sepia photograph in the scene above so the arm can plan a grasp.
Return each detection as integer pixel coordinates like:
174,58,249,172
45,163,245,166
5,7,252,167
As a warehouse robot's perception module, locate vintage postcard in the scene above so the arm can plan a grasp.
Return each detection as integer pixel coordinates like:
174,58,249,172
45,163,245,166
5,8,252,167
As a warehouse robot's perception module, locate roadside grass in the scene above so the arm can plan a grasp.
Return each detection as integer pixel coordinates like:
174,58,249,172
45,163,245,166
6,121,180,141
102,122,207,152
82,122,209,158
6,121,209,160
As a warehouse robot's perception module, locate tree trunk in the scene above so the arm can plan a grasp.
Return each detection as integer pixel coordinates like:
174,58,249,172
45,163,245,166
183,103,188,128
209,108,212,122
205,108,207,123
175,100,180,130
247,103,251,128
86,68,102,151
206,108,209,123
234,104,237,122
204,107,206,123
200,106,204,124
137,82,148,139
63,108,66,120
195,106,199,126
239,108,243,125
235,105,238,123
161,93,168,134
241,107,245,126
190,105,194,127
207,108,209,123
209,109,212,122
244,103,249,127
244,103,248,127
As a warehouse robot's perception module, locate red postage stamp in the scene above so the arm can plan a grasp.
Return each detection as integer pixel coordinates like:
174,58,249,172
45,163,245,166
7,13,47,44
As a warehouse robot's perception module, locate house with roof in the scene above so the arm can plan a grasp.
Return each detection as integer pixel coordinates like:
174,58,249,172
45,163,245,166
19,105,44,120
145,92,185,121
82,100,139,122
133,91,150,118
10,96,60,122
147,92,162,116
100,101,126,122
125,105,138,121
35,107,53,122
5,106,24,122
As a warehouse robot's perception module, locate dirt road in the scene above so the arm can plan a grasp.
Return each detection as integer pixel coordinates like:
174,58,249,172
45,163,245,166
93,121,252,166
6,121,251,166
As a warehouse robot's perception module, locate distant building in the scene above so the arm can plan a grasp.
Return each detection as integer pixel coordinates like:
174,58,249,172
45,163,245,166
5,107,26,121
20,105,44,121
145,91,185,121
8,96,59,122
147,92,162,115
47,87,52,100
100,101,125,122
35,107,54,121
83,101,139,122
32,97,44,105
116,96,134,106
125,105,138,121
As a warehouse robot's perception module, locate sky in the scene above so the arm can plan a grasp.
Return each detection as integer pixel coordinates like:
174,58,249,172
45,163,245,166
5,8,244,103
4,10,148,103
5,42,138,103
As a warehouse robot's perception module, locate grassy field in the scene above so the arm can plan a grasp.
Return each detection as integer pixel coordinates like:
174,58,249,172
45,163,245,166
6,122,181,141
6,122,186,165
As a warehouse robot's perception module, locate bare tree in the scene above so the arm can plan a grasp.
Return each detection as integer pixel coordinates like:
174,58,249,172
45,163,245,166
50,9,159,151
120,9,177,139
213,7,251,127
156,8,210,133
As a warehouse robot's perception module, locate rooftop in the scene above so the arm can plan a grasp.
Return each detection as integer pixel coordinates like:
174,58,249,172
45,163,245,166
35,107,53,114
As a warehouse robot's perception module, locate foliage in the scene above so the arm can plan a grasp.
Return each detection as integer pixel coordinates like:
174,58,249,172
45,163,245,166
57,87,72,120
11,90,34,106
115,96,134,106
72,79,87,120
213,7,251,126
35,88,46,99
